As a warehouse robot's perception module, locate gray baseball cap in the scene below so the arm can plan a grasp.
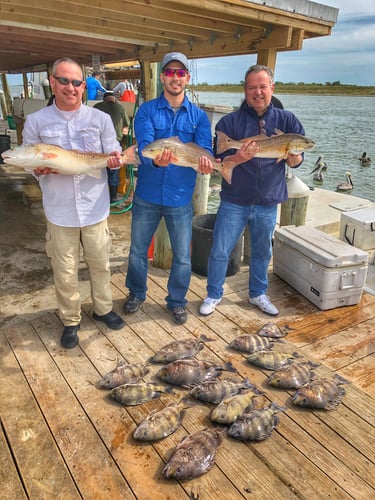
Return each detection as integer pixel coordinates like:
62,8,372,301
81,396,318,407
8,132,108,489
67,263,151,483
161,52,189,71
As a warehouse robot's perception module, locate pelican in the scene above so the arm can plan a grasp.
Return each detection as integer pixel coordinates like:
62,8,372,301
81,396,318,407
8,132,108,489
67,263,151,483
359,152,372,166
313,168,324,182
336,171,353,192
310,155,328,174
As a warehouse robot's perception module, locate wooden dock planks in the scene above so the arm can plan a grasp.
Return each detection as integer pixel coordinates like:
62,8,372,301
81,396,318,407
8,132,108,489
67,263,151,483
1,264,374,499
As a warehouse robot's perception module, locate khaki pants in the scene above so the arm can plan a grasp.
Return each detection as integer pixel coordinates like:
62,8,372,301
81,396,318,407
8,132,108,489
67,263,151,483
46,220,113,326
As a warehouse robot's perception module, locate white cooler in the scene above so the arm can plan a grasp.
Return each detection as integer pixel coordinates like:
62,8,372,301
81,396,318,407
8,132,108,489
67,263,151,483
339,207,375,251
273,226,368,310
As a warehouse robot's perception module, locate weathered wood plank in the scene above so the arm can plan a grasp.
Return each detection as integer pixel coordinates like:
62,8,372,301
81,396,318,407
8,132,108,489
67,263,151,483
3,319,136,499
0,325,80,499
0,420,27,500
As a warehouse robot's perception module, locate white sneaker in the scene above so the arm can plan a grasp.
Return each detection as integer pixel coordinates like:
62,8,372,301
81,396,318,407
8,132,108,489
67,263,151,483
200,297,222,316
249,295,279,316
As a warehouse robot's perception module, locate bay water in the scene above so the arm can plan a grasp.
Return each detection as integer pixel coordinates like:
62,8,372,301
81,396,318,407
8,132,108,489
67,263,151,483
195,91,375,203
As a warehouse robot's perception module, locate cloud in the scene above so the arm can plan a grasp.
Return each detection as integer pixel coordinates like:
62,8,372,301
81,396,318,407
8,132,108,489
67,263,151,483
195,1,375,86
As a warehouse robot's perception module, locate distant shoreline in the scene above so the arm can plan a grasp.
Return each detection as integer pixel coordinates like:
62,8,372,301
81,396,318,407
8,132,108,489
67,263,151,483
192,83,375,97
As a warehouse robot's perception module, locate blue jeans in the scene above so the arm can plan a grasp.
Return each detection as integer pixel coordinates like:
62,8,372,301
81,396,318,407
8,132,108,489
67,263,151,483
206,200,277,299
107,167,119,187
126,194,193,309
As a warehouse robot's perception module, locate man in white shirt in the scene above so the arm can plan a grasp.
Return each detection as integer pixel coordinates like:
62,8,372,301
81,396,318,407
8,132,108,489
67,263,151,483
22,57,125,348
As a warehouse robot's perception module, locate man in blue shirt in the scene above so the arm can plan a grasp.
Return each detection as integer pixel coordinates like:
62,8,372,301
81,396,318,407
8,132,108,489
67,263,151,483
200,64,305,317
86,71,107,100
123,52,214,324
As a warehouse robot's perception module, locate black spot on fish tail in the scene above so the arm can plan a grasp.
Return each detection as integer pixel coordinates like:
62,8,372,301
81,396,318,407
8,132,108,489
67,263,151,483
222,361,238,373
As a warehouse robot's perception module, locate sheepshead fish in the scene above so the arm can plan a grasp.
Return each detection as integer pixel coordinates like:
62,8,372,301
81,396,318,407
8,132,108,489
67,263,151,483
292,374,349,410
109,382,173,406
163,427,223,480
96,360,150,390
246,350,300,370
228,402,286,441
267,361,319,389
1,143,139,178
149,334,214,363
133,397,194,441
228,333,275,353
141,136,240,184
255,322,287,338
156,359,237,387
189,377,253,404
210,385,263,424
216,130,315,163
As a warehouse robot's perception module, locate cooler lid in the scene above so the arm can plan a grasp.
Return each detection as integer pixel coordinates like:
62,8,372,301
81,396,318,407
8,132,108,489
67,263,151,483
275,226,368,267
340,206,375,226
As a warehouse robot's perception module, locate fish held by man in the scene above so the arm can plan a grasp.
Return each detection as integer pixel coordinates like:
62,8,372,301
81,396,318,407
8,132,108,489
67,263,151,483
1,143,139,178
216,130,315,163
163,427,224,480
141,136,239,184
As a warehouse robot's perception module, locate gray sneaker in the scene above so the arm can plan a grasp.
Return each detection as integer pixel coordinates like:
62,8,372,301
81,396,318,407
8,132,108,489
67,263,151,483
199,297,222,316
123,293,144,314
171,306,187,324
249,295,279,316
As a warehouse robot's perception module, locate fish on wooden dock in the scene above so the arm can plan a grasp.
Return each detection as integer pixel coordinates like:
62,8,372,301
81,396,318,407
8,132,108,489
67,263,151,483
228,402,286,441
1,143,138,178
255,322,287,338
156,359,237,387
141,136,240,184
133,397,194,441
96,360,150,389
292,374,349,410
149,334,214,363
267,361,319,389
228,333,276,353
109,382,174,406
246,351,300,370
216,130,315,162
189,377,253,404
210,385,263,424
163,427,224,480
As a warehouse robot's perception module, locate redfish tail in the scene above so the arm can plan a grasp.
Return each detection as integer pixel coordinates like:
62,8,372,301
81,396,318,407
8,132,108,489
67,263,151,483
121,144,140,165
216,131,233,154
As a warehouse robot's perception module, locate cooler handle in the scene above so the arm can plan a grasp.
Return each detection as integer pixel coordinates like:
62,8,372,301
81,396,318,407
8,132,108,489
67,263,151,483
340,271,356,290
343,224,355,246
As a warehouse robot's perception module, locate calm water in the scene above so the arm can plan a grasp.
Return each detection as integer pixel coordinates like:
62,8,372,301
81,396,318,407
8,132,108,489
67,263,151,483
196,92,375,203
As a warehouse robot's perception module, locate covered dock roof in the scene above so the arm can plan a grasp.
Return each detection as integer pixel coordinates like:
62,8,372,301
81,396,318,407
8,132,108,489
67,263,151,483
0,0,338,74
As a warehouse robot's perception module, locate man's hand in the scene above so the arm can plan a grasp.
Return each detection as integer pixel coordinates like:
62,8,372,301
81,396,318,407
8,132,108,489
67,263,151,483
286,153,302,168
107,151,122,169
234,140,260,164
197,155,215,174
152,148,178,167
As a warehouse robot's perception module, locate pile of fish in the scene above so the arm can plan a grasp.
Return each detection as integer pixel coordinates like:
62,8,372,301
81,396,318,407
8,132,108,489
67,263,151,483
94,319,348,481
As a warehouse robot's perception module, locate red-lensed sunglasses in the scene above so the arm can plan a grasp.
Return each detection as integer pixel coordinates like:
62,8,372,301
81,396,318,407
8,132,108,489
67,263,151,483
163,68,188,78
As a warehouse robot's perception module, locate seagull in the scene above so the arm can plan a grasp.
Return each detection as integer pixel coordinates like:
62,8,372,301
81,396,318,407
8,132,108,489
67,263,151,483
336,172,353,192
359,152,372,166
310,155,328,174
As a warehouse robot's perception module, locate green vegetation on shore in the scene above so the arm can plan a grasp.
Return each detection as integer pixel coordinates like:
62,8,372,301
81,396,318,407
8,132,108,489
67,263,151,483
192,82,375,96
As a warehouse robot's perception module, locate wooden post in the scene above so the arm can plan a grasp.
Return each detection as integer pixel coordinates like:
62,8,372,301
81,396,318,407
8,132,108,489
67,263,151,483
280,173,310,227
192,174,209,215
153,218,173,269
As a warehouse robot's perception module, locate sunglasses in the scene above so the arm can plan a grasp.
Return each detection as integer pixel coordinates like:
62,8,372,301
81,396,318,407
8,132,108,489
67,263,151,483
259,118,266,135
163,68,188,78
53,76,84,87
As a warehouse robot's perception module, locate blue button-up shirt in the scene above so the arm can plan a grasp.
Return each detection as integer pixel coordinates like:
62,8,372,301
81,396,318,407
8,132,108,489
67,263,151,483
134,92,213,207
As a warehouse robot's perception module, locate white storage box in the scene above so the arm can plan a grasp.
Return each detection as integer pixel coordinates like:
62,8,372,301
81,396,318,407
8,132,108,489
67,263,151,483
339,207,375,251
273,226,368,310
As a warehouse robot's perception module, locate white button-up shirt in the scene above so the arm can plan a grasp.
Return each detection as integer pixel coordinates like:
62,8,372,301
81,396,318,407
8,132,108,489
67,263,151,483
23,103,121,227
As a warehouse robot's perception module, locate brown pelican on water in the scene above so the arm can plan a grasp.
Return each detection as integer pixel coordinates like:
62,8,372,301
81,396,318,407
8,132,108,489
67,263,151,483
359,152,372,165
336,171,353,192
310,155,328,182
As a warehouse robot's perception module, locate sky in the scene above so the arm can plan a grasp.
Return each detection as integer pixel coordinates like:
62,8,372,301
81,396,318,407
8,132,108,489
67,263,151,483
4,1,374,88
193,0,375,86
